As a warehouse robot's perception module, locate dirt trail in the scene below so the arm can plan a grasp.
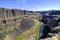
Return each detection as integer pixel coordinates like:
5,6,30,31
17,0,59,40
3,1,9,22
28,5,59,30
4,19,41,40
21,19,41,40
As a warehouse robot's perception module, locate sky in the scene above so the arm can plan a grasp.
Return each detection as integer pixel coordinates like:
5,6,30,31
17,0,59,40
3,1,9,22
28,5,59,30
0,0,60,11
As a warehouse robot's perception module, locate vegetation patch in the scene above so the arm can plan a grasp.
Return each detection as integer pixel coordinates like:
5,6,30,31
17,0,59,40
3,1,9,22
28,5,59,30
13,19,42,40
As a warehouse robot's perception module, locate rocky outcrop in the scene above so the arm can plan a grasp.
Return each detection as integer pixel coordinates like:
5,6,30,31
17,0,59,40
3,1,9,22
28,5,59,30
0,8,40,40
8,18,34,37
0,8,40,29
39,11,60,40
0,8,24,18
0,8,40,18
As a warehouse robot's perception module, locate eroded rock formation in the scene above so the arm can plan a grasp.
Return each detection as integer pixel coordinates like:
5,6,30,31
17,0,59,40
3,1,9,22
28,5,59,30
0,8,40,40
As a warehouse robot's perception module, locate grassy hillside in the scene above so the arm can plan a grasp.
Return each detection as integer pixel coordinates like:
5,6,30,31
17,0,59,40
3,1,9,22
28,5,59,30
12,19,42,40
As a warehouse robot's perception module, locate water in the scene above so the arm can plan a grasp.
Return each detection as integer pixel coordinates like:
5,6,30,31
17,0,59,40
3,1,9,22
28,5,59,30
39,24,51,39
39,24,45,39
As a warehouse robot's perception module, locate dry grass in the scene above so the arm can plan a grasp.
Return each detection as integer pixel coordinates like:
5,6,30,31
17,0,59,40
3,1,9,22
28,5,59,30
4,17,41,40
13,19,41,40
51,36,58,40
4,35,12,40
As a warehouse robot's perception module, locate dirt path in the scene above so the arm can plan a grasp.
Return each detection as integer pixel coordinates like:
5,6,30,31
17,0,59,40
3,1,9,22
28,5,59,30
4,19,42,40
21,19,42,40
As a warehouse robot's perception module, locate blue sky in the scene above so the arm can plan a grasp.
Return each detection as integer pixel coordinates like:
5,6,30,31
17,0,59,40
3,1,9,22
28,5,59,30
0,0,60,11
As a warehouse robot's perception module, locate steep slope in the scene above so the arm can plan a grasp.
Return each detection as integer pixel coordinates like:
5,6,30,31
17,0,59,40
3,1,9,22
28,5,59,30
0,8,41,40
13,19,42,40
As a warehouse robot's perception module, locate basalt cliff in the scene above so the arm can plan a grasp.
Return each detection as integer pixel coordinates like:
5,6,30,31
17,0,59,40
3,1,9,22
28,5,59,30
0,8,41,40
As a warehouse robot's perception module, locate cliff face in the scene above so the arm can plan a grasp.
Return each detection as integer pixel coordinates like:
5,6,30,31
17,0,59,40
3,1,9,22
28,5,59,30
0,8,40,18
0,8,40,40
0,8,40,29
40,11,60,40
0,8,24,30
0,8,24,18
0,8,38,23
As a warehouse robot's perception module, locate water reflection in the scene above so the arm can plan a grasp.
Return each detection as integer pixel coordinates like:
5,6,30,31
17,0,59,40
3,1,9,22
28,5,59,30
39,24,51,39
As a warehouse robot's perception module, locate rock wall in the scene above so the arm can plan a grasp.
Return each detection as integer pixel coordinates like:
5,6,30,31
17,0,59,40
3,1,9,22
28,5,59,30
0,8,40,34
0,8,24,18
0,8,40,18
